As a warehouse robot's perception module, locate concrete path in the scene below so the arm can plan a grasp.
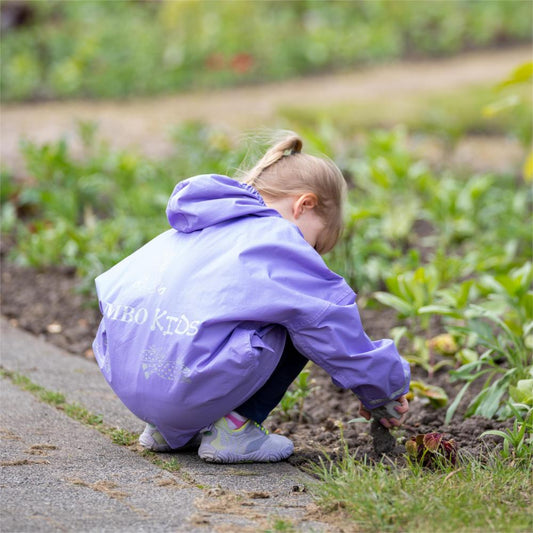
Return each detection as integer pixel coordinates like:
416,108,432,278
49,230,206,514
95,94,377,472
0,319,332,532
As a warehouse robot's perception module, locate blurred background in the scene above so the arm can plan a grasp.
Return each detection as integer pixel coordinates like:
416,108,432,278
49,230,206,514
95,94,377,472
0,1,532,365
1,0,531,100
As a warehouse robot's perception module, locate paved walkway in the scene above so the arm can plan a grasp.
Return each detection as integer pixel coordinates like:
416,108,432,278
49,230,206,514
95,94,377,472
0,319,331,532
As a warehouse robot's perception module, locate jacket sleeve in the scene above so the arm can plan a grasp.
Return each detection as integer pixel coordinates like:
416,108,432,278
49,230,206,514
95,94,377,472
238,217,410,409
286,289,410,410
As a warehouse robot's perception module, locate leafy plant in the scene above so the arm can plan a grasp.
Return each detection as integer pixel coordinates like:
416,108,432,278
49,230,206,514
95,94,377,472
405,432,458,467
481,404,533,461
445,305,533,423
110,428,139,447
374,266,444,374
375,266,441,327
408,380,448,408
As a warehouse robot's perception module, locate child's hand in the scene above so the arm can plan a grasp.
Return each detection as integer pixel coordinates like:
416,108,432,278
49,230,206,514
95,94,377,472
359,395,409,428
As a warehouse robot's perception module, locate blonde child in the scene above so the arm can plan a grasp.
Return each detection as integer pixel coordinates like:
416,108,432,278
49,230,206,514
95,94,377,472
93,133,410,463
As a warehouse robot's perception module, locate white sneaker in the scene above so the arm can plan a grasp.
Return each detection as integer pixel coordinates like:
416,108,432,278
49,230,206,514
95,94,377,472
139,423,172,452
198,417,294,463
139,423,201,453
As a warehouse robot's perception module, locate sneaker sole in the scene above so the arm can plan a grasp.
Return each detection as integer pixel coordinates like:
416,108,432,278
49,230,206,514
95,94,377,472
139,432,202,453
198,442,294,464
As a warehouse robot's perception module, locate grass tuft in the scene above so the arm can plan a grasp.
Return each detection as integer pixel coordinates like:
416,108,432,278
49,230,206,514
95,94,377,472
308,447,532,532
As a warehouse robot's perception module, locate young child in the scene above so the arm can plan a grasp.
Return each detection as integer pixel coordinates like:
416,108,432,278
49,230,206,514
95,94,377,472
92,133,410,463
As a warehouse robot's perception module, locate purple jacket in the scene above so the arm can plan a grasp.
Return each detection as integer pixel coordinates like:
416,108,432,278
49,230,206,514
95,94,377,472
93,174,410,447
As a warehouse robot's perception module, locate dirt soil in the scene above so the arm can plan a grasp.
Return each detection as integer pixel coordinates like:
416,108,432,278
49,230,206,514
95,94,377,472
0,257,510,465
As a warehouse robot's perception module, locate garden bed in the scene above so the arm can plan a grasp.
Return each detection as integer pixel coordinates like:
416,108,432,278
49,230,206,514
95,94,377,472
0,255,511,465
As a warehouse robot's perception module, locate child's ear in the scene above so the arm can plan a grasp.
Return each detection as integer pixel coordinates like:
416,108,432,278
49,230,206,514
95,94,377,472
293,193,318,218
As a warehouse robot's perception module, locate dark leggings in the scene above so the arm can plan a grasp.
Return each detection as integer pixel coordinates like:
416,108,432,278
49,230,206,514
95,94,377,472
235,335,308,424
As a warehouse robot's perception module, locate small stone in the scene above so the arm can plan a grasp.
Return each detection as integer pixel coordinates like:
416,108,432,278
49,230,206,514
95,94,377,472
206,487,225,497
46,322,62,334
292,484,306,493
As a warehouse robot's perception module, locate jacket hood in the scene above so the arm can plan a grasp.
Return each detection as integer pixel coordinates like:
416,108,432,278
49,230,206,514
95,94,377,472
166,174,277,233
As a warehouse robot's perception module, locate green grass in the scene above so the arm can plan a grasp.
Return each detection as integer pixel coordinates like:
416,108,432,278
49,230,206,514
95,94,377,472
309,451,532,532
264,518,298,533
143,453,182,473
109,428,139,447
2,368,123,442
63,403,105,427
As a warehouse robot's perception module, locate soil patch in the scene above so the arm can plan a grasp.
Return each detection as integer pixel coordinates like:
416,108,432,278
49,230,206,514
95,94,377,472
0,255,511,465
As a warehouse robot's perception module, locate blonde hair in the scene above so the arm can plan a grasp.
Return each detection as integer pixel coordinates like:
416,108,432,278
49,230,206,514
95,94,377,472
240,133,346,254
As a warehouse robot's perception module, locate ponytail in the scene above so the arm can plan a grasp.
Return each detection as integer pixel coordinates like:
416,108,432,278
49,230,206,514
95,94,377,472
239,132,346,254
245,135,303,186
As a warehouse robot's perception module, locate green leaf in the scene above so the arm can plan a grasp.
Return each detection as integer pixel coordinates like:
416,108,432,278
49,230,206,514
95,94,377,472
483,95,520,117
466,378,508,419
418,305,460,318
373,292,413,315
480,429,508,439
410,380,448,408
445,382,470,424
496,61,533,90
509,380,533,407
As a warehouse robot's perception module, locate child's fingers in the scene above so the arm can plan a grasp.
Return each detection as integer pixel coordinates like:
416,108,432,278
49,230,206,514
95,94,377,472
394,395,409,414
359,405,371,420
389,415,406,427
379,418,392,428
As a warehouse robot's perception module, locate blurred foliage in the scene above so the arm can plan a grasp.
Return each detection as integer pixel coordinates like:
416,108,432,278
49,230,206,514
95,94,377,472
483,61,533,179
2,122,530,297
1,0,531,101
280,83,533,147
0,121,247,286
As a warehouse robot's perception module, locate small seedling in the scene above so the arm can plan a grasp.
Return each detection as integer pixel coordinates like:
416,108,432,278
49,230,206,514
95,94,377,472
406,432,458,467
481,405,532,460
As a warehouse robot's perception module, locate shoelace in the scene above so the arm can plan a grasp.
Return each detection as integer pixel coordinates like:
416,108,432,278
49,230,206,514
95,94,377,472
253,421,269,435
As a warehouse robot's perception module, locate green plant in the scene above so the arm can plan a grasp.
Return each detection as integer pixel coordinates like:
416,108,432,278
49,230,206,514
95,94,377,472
481,404,533,461
409,380,448,408
109,428,138,447
405,432,458,467
476,262,533,333
265,518,297,533
445,305,533,423
375,266,441,327
39,390,67,406
374,266,443,374
63,403,104,427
